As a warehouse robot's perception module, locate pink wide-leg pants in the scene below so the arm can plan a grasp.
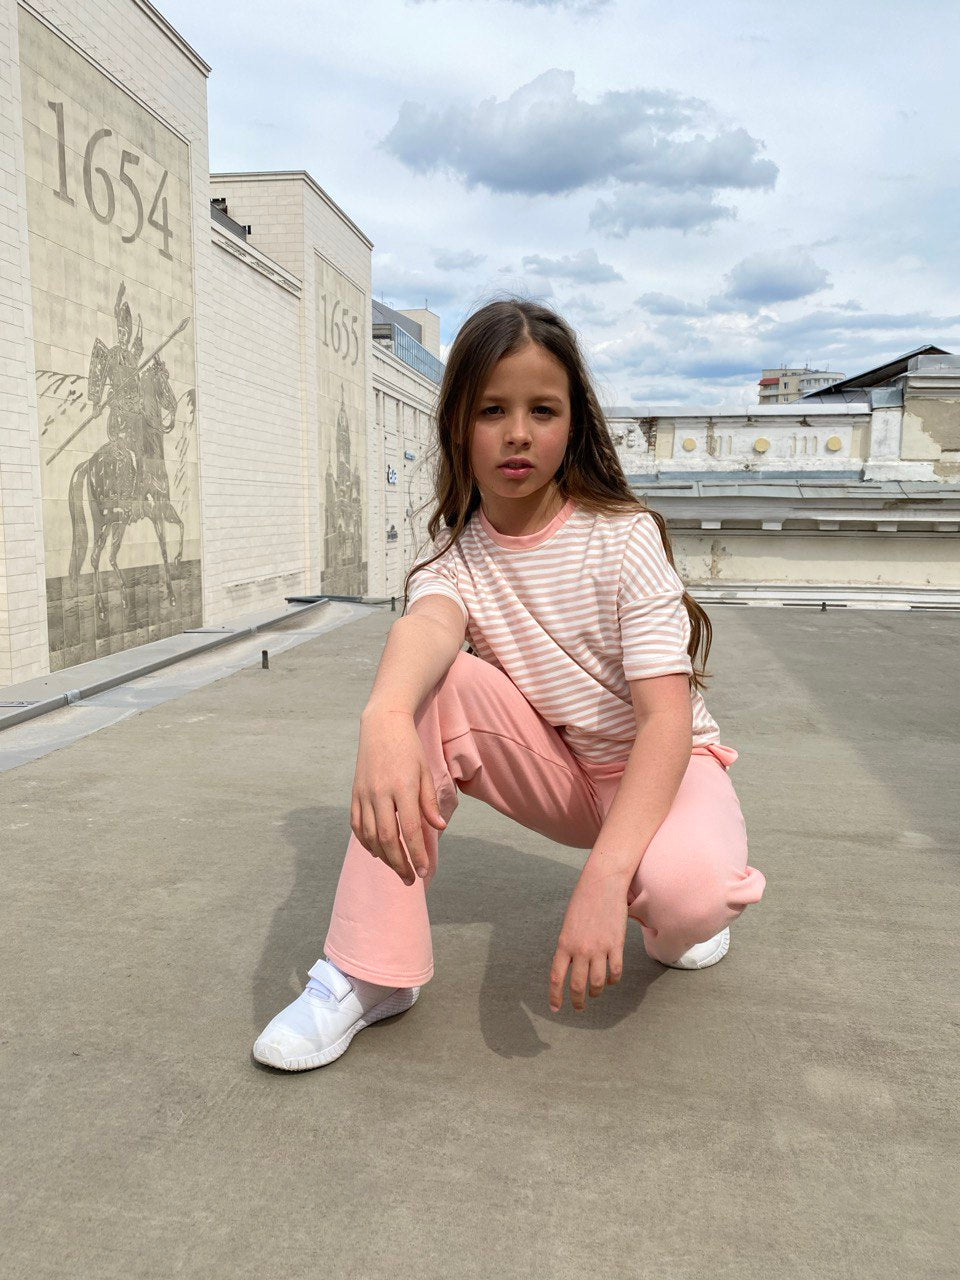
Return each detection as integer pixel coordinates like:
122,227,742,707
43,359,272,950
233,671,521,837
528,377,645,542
323,650,766,985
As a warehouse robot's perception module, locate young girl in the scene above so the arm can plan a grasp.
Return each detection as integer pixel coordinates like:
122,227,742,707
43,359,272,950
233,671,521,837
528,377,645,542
253,297,766,1072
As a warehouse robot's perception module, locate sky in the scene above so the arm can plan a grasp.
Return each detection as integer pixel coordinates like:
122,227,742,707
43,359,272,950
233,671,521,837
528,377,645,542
158,0,960,410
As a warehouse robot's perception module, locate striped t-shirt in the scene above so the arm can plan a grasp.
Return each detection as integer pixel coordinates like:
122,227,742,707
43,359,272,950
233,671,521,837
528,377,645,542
405,496,723,764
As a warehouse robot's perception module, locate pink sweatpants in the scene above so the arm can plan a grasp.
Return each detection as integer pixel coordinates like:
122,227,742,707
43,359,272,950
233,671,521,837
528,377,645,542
323,650,766,985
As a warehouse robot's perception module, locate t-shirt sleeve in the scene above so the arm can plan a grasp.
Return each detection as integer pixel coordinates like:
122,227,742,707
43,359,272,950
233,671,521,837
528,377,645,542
405,533,469,625
617,513,693,680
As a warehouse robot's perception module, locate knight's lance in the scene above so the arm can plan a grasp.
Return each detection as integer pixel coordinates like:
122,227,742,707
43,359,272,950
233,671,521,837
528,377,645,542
46,316,192,466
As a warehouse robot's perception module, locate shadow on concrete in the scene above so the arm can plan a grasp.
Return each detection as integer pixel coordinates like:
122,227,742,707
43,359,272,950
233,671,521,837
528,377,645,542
253,805,666,1058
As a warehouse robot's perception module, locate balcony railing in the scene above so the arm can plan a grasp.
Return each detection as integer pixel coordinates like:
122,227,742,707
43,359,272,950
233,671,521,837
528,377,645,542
373,322,444,384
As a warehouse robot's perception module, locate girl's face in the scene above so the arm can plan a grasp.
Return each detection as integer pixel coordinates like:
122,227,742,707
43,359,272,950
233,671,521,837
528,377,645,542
469,341,572,508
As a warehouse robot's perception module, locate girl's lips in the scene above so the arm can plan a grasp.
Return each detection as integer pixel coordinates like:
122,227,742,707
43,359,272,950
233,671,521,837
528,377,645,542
499,463,534,472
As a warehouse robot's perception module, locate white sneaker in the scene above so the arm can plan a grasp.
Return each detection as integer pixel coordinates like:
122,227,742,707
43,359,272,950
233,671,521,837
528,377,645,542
658,926,730,970
253,957,420,1071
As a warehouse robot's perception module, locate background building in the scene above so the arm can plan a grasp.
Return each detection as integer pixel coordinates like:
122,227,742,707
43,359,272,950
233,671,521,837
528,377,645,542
758,365,844,404
371,299,443,601
798,344,951,404
607,349,960,603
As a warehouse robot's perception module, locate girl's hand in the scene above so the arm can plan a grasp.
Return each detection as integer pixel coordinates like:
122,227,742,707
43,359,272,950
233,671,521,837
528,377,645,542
351,707,447,886
549,858,629,1012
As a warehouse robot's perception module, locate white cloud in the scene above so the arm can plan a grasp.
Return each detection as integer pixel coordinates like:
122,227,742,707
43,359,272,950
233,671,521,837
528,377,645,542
378,69,777,203
156,0,960,405
635,292,710,317
519,249,623,283
716,249,832,306
558,291,624,328
591,185,739,236
433,248,487,270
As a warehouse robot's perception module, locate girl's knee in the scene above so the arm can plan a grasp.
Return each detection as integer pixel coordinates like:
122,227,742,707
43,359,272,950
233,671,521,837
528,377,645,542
632,858,764,935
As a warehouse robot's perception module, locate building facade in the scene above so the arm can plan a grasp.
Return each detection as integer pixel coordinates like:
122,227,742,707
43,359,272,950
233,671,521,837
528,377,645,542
0,0,444,688
206,171,376,609
608,360,960,598
2,0,215,686
371,300,443,604
758,365,844,404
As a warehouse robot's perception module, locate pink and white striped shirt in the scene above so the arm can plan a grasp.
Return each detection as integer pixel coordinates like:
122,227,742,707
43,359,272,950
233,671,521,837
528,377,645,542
405,496,724,764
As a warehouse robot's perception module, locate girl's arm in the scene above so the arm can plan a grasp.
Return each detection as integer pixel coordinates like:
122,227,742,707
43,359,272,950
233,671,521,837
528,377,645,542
584,673,693,882
549,674,691,1011
351,598,467,883
362,597,467,721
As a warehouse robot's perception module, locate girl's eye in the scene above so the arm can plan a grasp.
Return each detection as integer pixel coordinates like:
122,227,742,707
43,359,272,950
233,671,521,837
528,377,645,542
480,406,555,416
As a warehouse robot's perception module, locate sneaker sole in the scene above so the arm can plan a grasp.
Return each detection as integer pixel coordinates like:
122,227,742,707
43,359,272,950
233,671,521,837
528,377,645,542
253,985,421,1072
662,927,730,970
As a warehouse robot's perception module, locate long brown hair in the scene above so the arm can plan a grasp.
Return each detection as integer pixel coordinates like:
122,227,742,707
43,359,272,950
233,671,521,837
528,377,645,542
402,296,714,691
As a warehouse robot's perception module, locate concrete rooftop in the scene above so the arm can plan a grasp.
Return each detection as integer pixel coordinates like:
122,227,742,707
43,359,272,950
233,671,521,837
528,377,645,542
2,604,958,1278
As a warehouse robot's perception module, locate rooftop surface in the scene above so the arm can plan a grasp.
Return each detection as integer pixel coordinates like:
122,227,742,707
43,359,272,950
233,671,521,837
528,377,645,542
2,605,957,1278
605,402,870,416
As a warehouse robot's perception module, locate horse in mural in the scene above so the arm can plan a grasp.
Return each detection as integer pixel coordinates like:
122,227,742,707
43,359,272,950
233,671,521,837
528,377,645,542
67,356,185,623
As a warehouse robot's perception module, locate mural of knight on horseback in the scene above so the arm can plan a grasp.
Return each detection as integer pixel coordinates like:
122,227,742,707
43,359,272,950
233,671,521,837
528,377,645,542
46,281,193,624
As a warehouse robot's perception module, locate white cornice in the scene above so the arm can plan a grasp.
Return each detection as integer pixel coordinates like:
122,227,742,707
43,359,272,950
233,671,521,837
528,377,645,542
130,0,212,75
210,223,301,296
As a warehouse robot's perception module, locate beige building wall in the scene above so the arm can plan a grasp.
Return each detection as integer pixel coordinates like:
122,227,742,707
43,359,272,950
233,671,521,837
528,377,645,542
672,530,960,591
1,0,46,684
1,0,213,684
900,359,960,480
201,219,306,618
209,173,374,601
